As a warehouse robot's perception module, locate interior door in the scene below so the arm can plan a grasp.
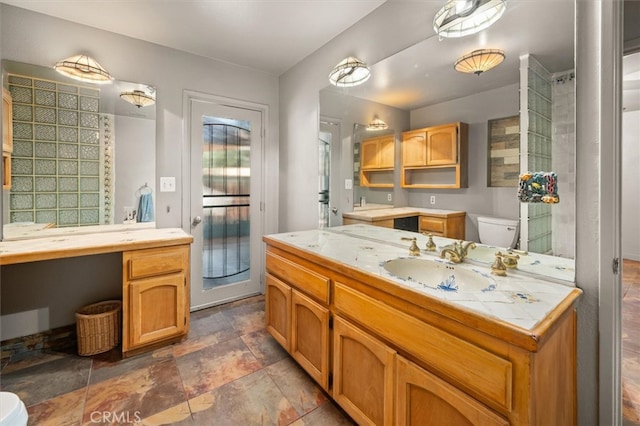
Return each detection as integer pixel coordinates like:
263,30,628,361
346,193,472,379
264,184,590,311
320,119,342,228
188,98,263,310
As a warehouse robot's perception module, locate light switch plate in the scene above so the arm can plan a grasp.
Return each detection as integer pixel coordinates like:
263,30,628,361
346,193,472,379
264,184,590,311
160,177,176,192
345,179,353,190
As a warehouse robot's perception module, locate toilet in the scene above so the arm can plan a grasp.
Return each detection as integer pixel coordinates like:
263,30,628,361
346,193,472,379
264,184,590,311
477,216,520,249
0,392,28,426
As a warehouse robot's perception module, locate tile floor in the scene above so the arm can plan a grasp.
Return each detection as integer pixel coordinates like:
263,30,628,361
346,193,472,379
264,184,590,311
0,295,355,425
624,259,640,426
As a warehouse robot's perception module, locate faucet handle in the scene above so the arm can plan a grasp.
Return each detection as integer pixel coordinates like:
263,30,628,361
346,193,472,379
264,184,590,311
491,251,507,276
424,233,437,252
502,250,520,268
409,238,421,256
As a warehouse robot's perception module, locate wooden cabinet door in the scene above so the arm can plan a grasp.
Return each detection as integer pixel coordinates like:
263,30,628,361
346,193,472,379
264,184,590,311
426,124,457,166
402,130,427,167
291,289,330,390
378,136,395,168
128,273,187,348
362,136,395,169
361,139,380,169
265,273,291,351
396,356,508,426
333,316,396,426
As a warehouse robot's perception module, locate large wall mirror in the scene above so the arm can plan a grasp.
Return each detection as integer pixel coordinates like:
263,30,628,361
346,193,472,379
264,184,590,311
319,0,576,282
2,60,156,240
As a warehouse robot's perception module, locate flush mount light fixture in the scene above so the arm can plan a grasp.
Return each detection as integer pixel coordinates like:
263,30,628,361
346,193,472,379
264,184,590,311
454,49,505,75
53,54,113,84
120,90,155,108
366,117,389,131
328,56,371,87
433,0,507,39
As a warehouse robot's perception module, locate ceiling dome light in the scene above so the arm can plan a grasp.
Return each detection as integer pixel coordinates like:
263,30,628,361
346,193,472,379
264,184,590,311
328,56,371,87
366,117,389,131
120,90,155,108
434,0,507,39
454,49,505,75
53,54,113,84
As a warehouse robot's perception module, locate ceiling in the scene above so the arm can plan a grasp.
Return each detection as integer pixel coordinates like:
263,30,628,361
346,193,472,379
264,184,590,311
0,0,386,75
2,0,637,111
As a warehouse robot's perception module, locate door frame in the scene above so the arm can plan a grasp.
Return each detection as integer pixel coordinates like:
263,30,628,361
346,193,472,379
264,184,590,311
182,90,268,311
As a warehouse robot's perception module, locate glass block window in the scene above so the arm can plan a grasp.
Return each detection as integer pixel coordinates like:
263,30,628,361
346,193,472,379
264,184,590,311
8,74,109,227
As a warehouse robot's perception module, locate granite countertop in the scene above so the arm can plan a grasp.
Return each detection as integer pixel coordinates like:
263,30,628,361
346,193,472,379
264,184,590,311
264,224,579,331
343,207,466,220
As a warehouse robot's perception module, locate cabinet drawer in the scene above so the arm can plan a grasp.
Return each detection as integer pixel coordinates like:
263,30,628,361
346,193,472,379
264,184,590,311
266,251,330,304
419,216,446,235
126,246,188,280
334,282,513,411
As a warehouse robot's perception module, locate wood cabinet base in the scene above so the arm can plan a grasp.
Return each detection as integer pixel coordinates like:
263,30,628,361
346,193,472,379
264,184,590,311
264,240,579,426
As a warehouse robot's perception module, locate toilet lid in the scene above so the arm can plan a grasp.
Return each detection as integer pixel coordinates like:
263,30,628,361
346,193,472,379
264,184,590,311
0,392,28,425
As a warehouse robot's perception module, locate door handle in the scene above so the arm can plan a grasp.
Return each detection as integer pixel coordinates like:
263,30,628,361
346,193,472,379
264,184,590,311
191,216,202,227
331,207,338,215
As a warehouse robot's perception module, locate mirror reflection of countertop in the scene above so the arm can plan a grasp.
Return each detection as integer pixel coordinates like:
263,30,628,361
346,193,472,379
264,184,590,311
2,222,156,241
353,203,392,212
343,206,465,220
263,224,580,331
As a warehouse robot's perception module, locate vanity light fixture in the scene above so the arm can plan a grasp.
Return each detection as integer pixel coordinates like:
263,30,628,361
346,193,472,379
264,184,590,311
328,56,371,87
53,54,113,84
454,49,505,75
119,90,155,108
366,117,389,131
433,0,507,39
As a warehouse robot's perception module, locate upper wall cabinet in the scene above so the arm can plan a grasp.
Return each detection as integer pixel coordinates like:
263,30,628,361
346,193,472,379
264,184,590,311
401,122,468,189
360,134,395,188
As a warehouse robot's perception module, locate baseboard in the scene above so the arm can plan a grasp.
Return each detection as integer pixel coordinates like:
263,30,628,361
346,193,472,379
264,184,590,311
1,323,76,363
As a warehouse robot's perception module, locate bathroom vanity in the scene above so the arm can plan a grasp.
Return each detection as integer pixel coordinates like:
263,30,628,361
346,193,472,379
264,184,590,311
263,225,580,425
0,227,193,357
342,207,466,239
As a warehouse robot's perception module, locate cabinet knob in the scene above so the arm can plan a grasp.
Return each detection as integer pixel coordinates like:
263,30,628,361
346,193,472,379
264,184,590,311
191,216,202,227
331,207,338,215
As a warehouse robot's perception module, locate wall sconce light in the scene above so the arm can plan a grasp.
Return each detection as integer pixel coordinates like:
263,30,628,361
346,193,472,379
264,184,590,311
328,56,371,87
53,54,113,84
366,117,389,131
120,90,155,108
454,49,505,75
433,0,507,39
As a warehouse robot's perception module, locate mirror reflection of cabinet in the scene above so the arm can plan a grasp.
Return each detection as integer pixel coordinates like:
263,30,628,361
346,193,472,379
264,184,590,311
2,87,12,190
401,122,468,189
360,134,394,188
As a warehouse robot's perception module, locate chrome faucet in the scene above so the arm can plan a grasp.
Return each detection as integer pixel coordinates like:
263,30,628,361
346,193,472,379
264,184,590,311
439,240,476,263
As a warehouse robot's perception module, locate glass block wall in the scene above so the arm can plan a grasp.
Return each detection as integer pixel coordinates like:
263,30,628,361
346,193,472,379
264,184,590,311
8,74,110,227
520,55,553,254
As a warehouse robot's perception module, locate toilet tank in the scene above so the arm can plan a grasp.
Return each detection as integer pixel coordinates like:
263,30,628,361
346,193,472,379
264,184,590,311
477,216,520,248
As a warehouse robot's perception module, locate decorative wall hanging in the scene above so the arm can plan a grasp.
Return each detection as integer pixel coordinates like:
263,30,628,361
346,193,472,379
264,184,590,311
518,171,559,203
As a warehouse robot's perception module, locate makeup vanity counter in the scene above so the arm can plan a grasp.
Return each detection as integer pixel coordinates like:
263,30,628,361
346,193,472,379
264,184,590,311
0,227,193,357
263,225,581,425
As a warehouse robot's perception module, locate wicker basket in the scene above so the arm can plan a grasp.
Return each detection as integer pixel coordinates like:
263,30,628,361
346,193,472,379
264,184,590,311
76,300,122,356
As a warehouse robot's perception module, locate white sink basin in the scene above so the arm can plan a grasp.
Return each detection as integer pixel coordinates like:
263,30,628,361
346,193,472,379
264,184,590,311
382,258,496,293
